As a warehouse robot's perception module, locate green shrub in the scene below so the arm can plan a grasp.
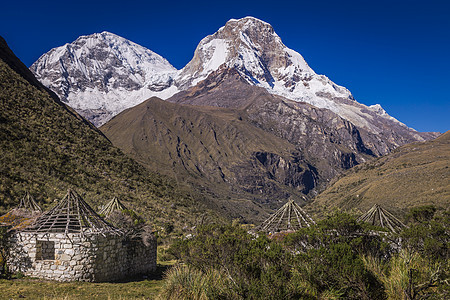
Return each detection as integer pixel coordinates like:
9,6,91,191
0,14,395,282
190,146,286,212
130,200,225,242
406,205,437,223
401,209,449,262
158,264,237,300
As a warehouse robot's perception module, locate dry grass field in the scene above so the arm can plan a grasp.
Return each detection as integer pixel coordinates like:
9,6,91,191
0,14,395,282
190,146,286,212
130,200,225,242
310,131,449,217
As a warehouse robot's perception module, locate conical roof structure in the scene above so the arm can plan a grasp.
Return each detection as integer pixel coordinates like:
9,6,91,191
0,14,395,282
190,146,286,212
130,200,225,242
0,192,42,229
357,204,407,233
23,189,122,236
99,197,128,218
254,199,315,233
17,191,42,213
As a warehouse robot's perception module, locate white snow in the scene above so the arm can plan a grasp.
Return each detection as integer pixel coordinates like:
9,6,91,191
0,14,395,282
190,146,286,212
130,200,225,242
31,31,178,126
32,18,410,133
201,39,230,74
173,17,409,133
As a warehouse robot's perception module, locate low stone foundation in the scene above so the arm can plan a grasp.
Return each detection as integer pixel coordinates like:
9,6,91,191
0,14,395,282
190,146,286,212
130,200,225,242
8,232,156,282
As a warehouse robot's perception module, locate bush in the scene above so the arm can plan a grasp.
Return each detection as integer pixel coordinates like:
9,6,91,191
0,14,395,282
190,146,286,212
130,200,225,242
170,224,302,299
158,264,237,300
165,211,449,299
406,205,437,223
401,208,449,262
169,214,388,299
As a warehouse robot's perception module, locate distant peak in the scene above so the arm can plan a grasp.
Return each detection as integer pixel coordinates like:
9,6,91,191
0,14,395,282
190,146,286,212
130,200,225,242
226,16,272,27
218,16,277,41
100,30,116,35
73,31,125,43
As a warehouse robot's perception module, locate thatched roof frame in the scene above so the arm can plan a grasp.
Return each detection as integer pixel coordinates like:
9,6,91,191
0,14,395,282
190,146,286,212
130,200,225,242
99,197,128,218
23,189,122,236
0,192,42,229
357,204,407,233
16,191,42,213
254,199,315,233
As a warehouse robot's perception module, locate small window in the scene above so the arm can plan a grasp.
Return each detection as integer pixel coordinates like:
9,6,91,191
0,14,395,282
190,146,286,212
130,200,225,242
36,240,55,260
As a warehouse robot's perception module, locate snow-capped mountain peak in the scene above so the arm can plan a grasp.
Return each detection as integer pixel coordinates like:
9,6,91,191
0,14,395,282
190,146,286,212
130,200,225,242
177,17,316,89
31,18,429,142
175,17,419,135
30,31,179,126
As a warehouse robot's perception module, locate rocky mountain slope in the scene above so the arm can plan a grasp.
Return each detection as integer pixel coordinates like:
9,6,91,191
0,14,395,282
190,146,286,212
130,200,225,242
102,96,307,219
173,17,435,146
0,36,216,233
102,67,423,221
30,31,178,126
310,131,449,217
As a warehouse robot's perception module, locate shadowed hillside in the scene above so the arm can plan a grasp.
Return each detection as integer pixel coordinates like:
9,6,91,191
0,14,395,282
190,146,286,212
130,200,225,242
0,36,216,233
102,96,312,221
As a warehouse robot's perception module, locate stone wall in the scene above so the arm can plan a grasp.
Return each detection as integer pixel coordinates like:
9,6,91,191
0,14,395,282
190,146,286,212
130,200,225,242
8,232,156,282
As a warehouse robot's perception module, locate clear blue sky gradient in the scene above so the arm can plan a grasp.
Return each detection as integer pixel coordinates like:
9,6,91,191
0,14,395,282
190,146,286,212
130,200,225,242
1,0,449,133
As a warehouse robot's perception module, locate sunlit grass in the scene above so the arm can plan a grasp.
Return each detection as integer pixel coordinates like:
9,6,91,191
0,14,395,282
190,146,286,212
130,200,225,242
0,262,175,300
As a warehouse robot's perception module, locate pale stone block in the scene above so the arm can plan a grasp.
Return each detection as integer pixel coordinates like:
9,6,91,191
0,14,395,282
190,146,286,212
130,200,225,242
60,254,71,261
72,255,82,261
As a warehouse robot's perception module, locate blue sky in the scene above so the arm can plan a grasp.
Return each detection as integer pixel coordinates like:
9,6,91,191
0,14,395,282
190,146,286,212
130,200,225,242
1,0,449,133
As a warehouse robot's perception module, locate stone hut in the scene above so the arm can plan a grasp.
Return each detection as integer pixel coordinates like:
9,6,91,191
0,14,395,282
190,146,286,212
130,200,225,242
7,189,156,282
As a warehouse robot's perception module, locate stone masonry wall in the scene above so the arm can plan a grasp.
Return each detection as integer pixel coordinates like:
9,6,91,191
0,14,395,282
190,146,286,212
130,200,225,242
8,232,156,282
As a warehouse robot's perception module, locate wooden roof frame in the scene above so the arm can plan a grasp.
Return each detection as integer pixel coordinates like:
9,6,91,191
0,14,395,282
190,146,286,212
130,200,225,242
254,198,315,233
23,189,122,236
357,204,407,233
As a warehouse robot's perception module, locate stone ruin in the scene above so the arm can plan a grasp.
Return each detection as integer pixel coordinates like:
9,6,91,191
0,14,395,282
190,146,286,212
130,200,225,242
3,190,156,282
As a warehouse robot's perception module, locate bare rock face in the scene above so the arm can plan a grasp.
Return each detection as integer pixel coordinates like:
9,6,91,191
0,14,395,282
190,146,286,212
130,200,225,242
30,32,178,126
164,66,442,205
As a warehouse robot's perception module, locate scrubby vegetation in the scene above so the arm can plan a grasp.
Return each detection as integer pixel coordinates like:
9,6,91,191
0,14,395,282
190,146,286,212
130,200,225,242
163,207,449,299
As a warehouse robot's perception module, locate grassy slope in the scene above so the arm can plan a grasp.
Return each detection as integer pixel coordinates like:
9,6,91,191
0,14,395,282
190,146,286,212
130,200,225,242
310,131,450,216
0,36,216,234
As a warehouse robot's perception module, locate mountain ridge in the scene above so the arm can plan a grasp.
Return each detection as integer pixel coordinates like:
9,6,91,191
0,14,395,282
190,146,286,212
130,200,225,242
101,69,412,221
30,17,438,145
